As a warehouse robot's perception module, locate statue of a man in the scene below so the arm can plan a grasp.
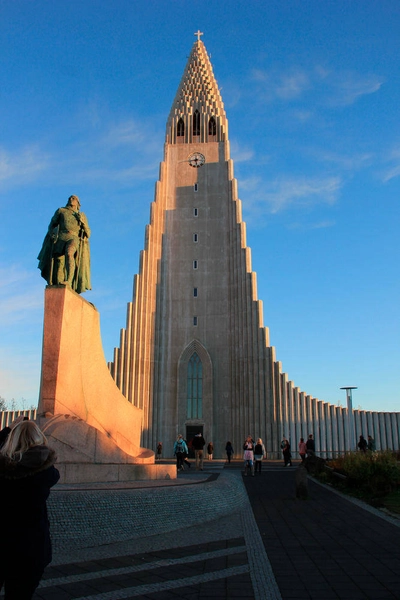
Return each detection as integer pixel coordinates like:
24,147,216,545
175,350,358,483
38,195,91,293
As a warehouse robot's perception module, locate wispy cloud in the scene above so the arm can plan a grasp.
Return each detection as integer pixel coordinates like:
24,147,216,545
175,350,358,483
315,150,374,170
220,80,243,109
0,114,163,193
239,175,263,192
252,67,310,101
381,147,400,183
290,109,313,122
0,146,49,191
102,119,149,147
242,175,342,223
251,65,383,107
287,220,336,231
264,176,342,213
326,71,383,107
229,139,255,163
276,72,310,99
382,164,400,182
63,160,159,185
0,265,43,326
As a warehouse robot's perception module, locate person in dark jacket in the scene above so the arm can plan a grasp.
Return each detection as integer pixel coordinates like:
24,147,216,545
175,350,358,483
0,420,60,599
358,435,368,453
225,441,234,463
306,434,315,456
192,432,206,470
156,441,163,460
281,437,292,467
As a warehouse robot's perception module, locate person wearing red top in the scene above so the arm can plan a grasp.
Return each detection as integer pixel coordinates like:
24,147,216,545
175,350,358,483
298,438,307,462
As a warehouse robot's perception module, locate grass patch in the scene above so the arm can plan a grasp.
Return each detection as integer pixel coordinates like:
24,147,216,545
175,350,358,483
318,451,400,513
382,489,400,515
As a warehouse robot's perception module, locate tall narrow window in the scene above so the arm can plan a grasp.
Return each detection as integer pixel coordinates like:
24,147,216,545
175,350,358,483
187,352,203,418
193,287,198,297
209,116,216,136
193,316,198,326
194,183,198,192
193,233,198,242
193,260,198,269
194,208,198,217
193,110,200,136
177,118,185,137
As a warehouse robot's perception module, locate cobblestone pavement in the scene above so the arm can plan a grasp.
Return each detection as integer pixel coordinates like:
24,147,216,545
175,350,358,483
11,460,400,600
32,460,280,600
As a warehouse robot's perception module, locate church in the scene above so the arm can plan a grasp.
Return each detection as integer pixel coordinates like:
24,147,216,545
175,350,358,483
109,34,399,458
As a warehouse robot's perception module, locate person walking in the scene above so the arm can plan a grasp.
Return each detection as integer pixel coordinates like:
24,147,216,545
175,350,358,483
306,434,315,457
0,420,60,599
207,441,213,460
192,432,206,471
225,441,234,463
254,438,266,473
281,436,292,467
367,435,376,451
182,452,191,469
182,439,191,469
358,435,367,453
243,435,255,476
298,437,307,462
156,441,162,460
173,434,188,471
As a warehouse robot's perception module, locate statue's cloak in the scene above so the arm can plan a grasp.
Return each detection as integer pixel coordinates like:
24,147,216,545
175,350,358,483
37,234,91,294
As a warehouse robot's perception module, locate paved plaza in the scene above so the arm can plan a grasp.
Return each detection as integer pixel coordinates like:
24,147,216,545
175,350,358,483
25,461,400,599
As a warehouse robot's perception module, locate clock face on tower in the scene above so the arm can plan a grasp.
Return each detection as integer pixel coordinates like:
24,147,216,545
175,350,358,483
188,152,205,168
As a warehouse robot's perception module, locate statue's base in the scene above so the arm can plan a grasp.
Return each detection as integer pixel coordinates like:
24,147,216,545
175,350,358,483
38,414,176,484
35,286,178,483
56,462,175,484
38,286,145,458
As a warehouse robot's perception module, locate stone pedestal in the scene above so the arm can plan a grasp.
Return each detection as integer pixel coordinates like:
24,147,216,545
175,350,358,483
38,286,176,483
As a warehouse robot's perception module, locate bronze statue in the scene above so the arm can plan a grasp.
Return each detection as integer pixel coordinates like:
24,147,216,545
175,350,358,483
38,195,91,293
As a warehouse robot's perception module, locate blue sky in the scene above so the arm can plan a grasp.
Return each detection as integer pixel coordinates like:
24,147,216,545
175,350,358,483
0,1,399,412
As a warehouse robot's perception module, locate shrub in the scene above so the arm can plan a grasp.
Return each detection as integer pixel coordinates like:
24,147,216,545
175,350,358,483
336,451,400,496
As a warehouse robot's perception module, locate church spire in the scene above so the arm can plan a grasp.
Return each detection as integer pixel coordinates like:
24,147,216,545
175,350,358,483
166,35,228,144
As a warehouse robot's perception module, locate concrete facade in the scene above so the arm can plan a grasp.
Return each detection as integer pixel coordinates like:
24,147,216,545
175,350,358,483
108,38,399,459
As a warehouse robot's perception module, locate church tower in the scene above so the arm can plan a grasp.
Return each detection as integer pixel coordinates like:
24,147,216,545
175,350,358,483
109,33,280,457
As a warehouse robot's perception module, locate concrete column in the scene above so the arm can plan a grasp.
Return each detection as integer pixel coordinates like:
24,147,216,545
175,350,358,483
312,398,320,453
379,413,387,449
319,403,327,458
366,411,374,441
373,412,381,450
341,387,357,451
330,405,338,457
390,413,399,450
338,406,347,454
385,413,394,449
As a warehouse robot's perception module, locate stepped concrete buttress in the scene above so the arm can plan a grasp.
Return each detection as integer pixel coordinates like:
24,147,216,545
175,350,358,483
37,286,176,483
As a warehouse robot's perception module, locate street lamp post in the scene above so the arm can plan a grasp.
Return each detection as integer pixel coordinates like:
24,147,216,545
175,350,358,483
340,386,357,452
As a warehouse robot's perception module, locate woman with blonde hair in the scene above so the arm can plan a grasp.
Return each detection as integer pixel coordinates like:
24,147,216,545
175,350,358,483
254,437,266,473
0,418,59,599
